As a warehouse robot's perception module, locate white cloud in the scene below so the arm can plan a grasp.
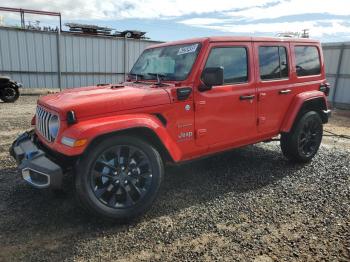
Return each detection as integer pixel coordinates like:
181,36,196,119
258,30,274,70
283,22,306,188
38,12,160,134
227,0,350,20
177,0,350,39
1,0,350,40
189,20,350,38
180,18,228,25
0,0,273,20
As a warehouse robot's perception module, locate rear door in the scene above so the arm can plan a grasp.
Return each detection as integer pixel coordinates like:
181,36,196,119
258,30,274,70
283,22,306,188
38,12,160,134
254,42,294,135
194,42,257,147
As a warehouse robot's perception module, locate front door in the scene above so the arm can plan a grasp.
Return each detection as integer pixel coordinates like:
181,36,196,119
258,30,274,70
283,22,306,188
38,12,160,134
194,42,257,148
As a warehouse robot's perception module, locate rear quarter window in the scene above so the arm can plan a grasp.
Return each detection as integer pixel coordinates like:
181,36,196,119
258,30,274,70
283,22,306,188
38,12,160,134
295,46,321,76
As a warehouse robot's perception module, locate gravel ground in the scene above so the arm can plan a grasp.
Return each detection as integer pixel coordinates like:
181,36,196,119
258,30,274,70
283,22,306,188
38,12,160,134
0,96,349,262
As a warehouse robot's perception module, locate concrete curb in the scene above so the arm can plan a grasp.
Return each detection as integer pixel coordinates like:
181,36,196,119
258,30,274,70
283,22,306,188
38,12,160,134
20,88,60,96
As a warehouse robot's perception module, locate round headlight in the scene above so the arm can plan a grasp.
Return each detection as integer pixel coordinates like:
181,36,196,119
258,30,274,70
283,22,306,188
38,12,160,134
49,115,59,140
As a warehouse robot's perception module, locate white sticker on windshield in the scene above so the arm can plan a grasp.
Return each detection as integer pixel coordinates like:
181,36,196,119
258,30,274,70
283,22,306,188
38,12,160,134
177,44,198,55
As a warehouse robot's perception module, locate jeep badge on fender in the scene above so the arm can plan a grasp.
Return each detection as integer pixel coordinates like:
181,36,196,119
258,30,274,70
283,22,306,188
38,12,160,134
10,36,331,221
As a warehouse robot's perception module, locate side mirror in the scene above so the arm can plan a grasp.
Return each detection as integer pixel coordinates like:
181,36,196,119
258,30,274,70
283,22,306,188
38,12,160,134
199,67,224,91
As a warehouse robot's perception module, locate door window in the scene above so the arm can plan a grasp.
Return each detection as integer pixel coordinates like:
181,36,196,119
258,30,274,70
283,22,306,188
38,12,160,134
295,46,321,76
205,47,248,84
259,46,288,80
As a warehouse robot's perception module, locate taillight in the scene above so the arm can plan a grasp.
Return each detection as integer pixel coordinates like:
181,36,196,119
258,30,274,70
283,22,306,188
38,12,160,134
320,82,330,96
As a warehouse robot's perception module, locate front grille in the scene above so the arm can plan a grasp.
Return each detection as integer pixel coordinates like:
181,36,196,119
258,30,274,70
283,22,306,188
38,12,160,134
36,105,56,142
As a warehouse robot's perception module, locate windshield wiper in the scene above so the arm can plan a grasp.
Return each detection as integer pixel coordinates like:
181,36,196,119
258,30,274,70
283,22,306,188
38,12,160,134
129,73,144,83
147,73,166,85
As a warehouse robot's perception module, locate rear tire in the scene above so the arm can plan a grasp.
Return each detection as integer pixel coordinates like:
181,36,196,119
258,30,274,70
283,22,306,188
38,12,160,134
75,135,164,222
281,111,323,163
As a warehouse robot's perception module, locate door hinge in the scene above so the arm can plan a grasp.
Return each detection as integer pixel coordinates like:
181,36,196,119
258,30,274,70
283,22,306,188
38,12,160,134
196,129,207,138
258,92,266,101
195,100,206,111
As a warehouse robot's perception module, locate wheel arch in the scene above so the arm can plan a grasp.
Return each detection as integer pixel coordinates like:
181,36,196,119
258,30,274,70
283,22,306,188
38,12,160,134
280,91,329,133
85,127,175,164
58,113,183,162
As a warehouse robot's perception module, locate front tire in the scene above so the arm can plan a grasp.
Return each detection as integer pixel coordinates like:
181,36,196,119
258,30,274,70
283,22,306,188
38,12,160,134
75,135,164,221
281,111,323,163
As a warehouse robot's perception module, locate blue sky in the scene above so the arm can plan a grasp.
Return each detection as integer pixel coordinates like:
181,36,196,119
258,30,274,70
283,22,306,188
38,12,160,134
1,0,350,42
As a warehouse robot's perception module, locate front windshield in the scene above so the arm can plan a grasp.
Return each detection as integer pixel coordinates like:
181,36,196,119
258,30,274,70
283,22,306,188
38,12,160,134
130,43,201,81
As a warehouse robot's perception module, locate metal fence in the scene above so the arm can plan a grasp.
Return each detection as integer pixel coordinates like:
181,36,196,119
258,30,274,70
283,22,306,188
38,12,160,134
322,42,350,109
0,27,160,89
0,28,349,109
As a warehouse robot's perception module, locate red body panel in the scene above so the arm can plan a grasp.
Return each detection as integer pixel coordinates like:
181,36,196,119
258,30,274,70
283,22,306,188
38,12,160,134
280,90,328,133
38,84,171,120
254,41,294,135
57,114,183,160
34,36,329,163
194,41,257,149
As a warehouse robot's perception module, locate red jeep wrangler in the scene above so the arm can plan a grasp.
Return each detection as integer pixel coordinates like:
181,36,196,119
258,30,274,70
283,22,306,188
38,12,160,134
10,36,331,221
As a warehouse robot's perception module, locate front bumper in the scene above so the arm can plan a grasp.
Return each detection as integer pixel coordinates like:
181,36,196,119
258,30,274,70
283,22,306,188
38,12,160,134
9,131,63,189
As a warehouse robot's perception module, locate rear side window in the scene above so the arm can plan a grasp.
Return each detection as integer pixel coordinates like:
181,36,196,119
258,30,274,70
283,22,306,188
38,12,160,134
295,46,321,76
205,47,248,84
259,46,288,80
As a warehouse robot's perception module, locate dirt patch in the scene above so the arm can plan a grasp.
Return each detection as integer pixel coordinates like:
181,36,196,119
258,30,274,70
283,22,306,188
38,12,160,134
0,96,349,261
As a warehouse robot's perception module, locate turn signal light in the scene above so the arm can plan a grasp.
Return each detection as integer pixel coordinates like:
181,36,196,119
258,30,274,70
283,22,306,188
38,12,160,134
61,137,87,147
74,139,87,147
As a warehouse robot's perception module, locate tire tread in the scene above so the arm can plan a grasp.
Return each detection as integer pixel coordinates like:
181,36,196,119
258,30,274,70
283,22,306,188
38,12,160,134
281,111,323,163
75,135,164,222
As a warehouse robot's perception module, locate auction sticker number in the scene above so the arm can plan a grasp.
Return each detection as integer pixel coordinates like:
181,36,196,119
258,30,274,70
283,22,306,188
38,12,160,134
177,44,198,55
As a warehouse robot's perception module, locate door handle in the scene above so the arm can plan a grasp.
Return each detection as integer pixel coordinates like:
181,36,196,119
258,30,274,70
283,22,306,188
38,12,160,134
279,89,291,95
240,94,255,100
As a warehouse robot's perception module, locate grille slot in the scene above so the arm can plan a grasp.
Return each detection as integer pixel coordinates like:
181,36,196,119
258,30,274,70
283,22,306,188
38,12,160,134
36,106,56,142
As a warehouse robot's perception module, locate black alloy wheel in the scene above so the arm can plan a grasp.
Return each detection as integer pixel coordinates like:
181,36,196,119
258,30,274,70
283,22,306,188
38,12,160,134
281,111,323,163
75,135,164,221
91,145,153,209
297,116,322,157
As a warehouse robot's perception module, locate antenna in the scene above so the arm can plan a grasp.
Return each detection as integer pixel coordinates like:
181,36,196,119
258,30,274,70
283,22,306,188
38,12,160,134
301,29,310,38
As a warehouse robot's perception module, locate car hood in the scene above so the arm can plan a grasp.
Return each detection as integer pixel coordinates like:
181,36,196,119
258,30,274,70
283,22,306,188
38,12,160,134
38,83,171,120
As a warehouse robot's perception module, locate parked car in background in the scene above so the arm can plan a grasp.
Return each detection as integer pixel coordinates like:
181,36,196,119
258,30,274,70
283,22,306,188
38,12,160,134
0,76,22,102
10,36,331,221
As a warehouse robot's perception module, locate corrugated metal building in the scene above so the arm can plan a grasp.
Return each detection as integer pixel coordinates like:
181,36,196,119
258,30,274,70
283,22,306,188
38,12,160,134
0,27,160,89
323,42,350,109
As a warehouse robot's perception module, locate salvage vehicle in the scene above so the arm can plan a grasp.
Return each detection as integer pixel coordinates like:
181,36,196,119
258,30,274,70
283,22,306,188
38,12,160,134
0,76,22,102
10,36,331,221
